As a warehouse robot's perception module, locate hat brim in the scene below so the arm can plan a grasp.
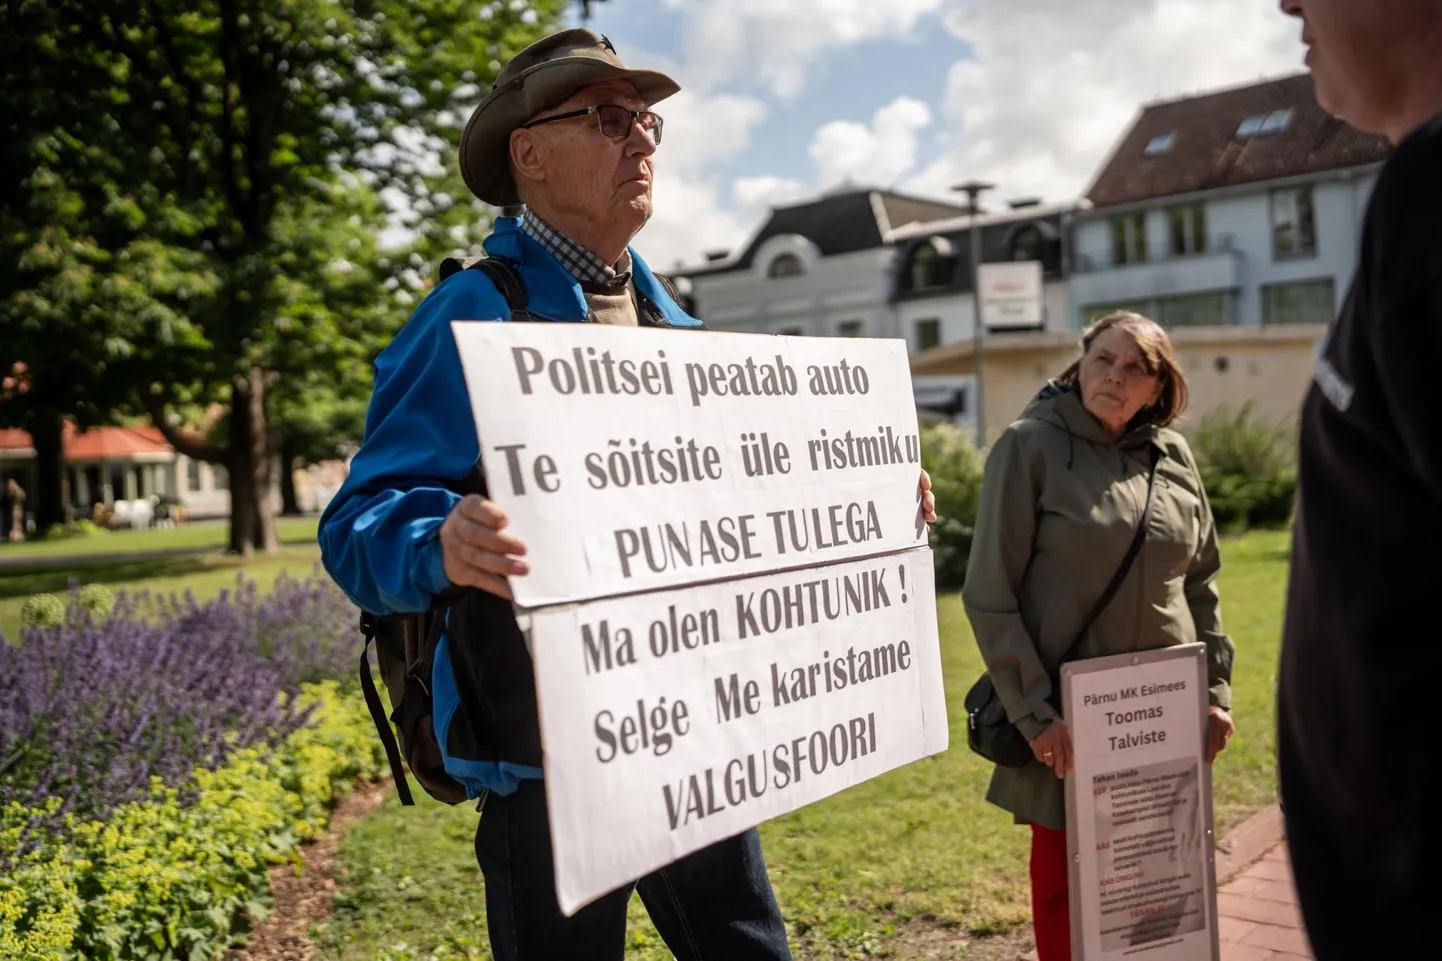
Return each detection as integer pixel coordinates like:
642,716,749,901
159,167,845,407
460,59,680,207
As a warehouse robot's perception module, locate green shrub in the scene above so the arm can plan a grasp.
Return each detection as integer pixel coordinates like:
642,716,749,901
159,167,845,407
1192,403,1298,532
920,421,986,588
20,594,65,630
78,584,115,620
41,520,107,541
0,681,386,960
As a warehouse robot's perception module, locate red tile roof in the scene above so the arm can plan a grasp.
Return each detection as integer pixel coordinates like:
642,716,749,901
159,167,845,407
0,429,32,452
1086,73,1393,209
0,424,175,459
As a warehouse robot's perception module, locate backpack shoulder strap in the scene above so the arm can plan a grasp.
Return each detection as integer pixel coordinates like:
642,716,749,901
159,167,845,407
638,270,703,330
436,256,532,321
651,271,682,305
468,258,529,318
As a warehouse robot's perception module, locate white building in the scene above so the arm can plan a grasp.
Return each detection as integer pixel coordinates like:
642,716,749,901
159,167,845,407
1069,73,1390,330
677,186,972,340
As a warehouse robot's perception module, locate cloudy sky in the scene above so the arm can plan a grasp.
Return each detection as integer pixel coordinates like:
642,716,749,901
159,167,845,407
566,0,1311,271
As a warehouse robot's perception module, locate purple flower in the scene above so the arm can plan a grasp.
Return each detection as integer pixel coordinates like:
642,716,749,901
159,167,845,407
0,569,360,861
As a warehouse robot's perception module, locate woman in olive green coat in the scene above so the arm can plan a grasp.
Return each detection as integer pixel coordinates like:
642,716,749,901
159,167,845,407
962,311,1236,961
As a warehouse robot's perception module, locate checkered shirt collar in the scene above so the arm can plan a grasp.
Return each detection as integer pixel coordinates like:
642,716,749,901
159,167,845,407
522,209,631,288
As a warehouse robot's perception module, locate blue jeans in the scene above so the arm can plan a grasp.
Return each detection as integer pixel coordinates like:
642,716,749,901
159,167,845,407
474,779,793,961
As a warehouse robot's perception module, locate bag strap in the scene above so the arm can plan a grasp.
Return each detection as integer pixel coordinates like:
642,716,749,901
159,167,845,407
359,612,416,806
1056,447,1163,669
436,256,533,322
467,258,530,320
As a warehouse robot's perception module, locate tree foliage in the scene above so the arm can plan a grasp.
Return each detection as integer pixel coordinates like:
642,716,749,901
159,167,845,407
0,0,570,548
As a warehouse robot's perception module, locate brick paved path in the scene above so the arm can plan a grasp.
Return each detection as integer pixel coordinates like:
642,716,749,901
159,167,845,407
1217,842,1314,961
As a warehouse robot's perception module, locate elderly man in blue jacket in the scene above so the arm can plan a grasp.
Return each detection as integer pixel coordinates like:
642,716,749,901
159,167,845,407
321,27,935,961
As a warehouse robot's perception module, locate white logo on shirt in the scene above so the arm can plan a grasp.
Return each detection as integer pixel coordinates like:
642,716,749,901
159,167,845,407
1314,355,1355,412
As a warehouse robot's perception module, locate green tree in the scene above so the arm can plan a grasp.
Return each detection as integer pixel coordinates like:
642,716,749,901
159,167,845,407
0,32,213,534
2,0,569,554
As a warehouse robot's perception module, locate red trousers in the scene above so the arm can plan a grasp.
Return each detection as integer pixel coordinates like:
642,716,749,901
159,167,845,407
1030,823,1072,961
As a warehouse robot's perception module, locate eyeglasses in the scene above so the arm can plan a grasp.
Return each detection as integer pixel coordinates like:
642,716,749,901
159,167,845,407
521,104,664,145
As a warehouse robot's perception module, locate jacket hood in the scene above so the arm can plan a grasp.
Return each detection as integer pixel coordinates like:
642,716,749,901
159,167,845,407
1020,380,1165,467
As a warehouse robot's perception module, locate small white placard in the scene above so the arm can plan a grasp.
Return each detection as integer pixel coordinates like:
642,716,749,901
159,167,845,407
1062,644,1220,961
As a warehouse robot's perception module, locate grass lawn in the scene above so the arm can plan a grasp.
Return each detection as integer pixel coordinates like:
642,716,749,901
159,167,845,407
0,517,323,641
0,515,319,561
315,530,1291,961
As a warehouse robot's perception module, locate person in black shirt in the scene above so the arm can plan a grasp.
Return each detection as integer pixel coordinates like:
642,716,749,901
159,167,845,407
1277,2,1442,957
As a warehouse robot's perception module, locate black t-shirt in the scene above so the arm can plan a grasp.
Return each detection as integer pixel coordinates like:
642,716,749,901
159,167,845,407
1279,116,1442,876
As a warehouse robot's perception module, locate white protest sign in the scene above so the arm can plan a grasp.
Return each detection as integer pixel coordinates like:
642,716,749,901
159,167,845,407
528,547,947,914
451,322,928,608
1062,644,1220,961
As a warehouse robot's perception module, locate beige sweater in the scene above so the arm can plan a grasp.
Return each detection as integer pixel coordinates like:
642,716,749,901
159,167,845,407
584,286,639,326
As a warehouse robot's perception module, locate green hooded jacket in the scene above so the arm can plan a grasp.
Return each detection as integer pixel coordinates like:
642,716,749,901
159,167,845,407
962,382,1235,831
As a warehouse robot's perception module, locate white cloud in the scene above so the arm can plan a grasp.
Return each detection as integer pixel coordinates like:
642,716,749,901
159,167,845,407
905,0,1305,206
662,0,947,99
810,97,932,191
627,81,771,267
732,175,810,227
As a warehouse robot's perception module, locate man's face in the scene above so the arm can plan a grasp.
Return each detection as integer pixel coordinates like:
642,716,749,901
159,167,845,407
515,80,657,241
1280,0,1436,135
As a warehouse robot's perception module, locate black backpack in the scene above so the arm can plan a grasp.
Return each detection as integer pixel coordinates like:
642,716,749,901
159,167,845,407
359,256,693,806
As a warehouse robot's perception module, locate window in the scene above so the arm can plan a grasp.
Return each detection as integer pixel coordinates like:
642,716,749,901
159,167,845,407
211,464,229,492
1084,302,1150,324
1169,203,1207,257
767,253,804,278
1261,109,1294,134
186,458,201,492
1010,225,1045,262
1109,213,1148,265
1157,292,1228,328
837,320,864,338
1144,133,1175,156
1263,278,1336,325
911,243,942,289
1238,109,1294,139
915,318,941,352
1272,187,1317,257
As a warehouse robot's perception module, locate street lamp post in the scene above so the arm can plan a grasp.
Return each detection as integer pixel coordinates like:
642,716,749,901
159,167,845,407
953,180,995,447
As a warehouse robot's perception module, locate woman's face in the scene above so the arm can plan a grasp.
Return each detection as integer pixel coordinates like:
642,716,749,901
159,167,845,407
1078,326,1162,435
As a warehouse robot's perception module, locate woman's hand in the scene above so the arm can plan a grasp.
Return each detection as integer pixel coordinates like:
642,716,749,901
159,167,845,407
919,469,938,525
1206,706,1235,764
1029,718,1073,778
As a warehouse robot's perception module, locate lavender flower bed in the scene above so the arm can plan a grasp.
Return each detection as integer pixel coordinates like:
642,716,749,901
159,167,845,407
0,571,358,861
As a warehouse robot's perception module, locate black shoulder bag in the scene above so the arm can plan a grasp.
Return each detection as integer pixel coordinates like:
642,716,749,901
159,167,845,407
964,448,1162,768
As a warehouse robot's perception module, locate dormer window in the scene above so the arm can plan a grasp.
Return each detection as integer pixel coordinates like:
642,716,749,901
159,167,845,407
907,237,953,290
1010,225,1046,262
1237,109,1293,140
767,252,804,278
1260,108,1293,134
1144,133,1174,156
912,244,940,289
